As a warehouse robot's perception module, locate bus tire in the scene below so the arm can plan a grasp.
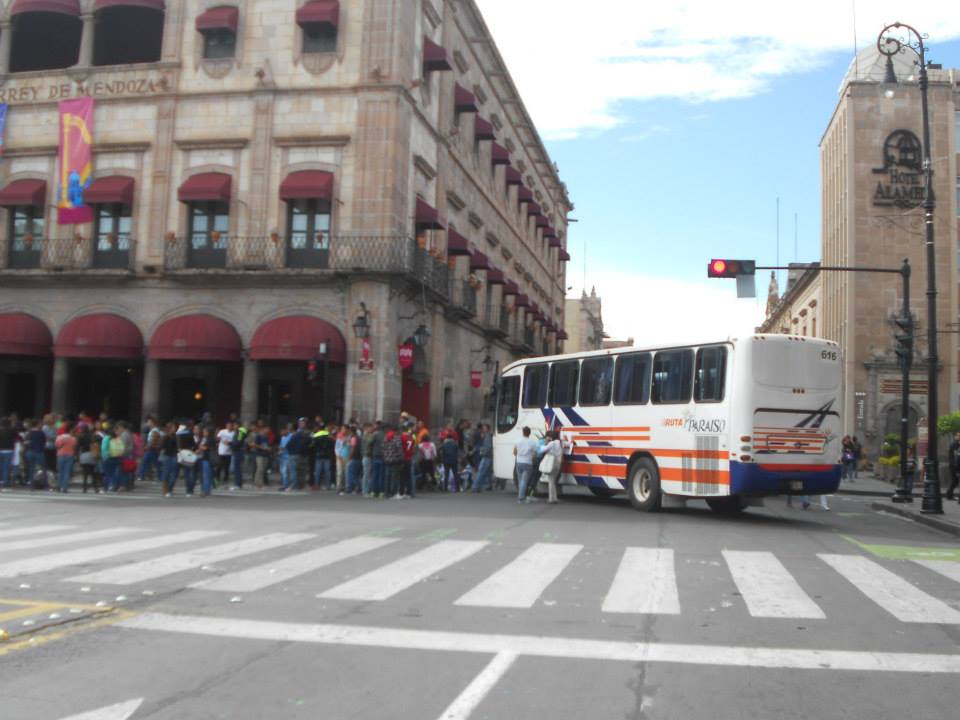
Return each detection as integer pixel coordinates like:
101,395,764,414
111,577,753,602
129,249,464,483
588,486,617,498
627,457,661,512
706,496,746,514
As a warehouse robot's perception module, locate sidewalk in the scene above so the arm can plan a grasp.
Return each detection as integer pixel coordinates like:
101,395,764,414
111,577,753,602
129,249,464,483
839,473,960,539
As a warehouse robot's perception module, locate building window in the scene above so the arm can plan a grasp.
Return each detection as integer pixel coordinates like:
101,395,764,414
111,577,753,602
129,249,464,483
7,205,44,268
10,11,81,72
286,199,330,267
93,5,164,66
202,28,236,60
302,23,337,54
93,204,132,268
188,201,229,268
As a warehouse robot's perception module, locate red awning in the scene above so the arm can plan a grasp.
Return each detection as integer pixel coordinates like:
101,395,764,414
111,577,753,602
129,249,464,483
446,228,471,256
474,116,495,142
250,315,346,363
149,314,242,362
94,0,165,10
557,330,569,340
548,236,562,249
490,142,510,166
515,294,530,308
196,5,238,32
505,167,522,186
502,280,519,296
486,267,505,285
11,0,80,15
559,249,571,262
0,313,52,357
178,172,231,203
535,214,549,228
279,170,334,201
454,84,478,114
517,186,533,206
469,250,490,271
296,0,339,26
526,201,541,217
55,313,143,359
0,179,46,207
423,36,452,73
543,226,557,239
415,198,445,230
84,176,134,205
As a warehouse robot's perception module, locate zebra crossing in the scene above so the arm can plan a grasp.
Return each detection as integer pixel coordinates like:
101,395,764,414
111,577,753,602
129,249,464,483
0,522,958,625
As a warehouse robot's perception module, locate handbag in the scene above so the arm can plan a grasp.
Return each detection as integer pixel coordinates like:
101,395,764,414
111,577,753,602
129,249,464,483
121,458,137,473
177,449,198,466
538,452,556,475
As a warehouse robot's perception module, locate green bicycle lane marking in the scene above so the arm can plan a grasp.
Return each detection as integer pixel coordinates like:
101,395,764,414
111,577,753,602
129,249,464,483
419,528,458,541
843,535,960,561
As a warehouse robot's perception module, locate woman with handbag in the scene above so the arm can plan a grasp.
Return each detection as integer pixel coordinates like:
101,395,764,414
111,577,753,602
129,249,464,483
175,422,198,496
160,422,179,497
539,430,564,504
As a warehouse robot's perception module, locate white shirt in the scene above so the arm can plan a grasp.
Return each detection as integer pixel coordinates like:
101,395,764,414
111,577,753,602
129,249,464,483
217,429,235,456
515,437,538,465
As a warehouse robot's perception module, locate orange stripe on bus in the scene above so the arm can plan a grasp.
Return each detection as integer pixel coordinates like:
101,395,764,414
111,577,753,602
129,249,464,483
572,447,728,460
660,467,730,484
565,462,627,479
564,426,651,433
565,435,651,442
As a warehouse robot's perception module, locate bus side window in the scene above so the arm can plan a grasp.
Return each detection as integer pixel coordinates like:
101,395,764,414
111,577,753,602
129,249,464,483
613,353,651,405
497,376,521,433
522,364,548,408
695,346,727,403
549,360,579,407
580,357,613,406
652,349,694,404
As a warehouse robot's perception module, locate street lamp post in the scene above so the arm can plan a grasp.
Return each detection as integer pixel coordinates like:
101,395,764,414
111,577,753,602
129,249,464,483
878,22,943,513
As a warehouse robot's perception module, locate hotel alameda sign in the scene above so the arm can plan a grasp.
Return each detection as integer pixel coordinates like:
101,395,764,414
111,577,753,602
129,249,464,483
872,129,925,209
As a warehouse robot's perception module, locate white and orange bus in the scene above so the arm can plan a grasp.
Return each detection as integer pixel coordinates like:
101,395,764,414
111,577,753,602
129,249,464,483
493,334,843,512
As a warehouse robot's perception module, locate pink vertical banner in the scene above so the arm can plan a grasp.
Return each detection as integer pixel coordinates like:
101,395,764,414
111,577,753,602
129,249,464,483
57,98,95,225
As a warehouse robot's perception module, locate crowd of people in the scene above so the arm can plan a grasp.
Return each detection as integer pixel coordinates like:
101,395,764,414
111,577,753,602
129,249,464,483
0,411,549,501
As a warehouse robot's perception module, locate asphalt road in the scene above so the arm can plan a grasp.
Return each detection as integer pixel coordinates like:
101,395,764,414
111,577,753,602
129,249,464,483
0,486,958,720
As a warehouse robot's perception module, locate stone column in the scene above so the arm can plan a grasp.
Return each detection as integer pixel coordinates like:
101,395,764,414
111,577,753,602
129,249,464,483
240,356,259,423
77,13,95,68
0,21,12,76
141,358,160,423
51,357,69,414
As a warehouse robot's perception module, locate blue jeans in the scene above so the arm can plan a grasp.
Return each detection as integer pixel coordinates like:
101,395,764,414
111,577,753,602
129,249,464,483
232,450,245,488
362,456,372,495
139,449,160,482
56,456,74,492
372,458,385,495
0,450,12,487
516,462,533,501
346,458,362,493
314,458,333,489
281,454,297,490
181,463,197,494
408,457,418,498
25,449,46,488
161,455,178,492
102,457,120,491
473,457,492,492
200,459,214,495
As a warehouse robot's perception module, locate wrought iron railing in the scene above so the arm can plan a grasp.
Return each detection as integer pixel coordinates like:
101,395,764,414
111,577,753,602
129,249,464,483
449,279,478,316
2,236,136,271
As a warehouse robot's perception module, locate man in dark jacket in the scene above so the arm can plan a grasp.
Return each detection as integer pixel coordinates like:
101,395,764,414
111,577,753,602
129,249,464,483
947,432,960,500
440,433,460,492
312,426,335,490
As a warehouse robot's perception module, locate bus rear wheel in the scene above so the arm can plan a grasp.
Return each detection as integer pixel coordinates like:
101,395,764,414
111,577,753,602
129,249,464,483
706,496,746,514
627,457,661,512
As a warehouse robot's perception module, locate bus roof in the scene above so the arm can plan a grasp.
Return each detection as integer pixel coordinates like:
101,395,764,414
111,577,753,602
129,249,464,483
501,334,839,375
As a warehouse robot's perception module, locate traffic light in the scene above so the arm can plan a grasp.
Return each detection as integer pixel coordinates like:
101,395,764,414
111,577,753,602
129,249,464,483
893,315,914,368
707,259,756,278
307,359,318,385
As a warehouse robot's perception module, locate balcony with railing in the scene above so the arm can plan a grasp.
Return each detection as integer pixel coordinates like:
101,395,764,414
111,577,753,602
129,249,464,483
1,235,136,272
483,303,510,339
447,279,478,319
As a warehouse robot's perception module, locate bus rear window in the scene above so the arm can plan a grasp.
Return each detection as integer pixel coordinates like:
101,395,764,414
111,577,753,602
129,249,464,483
695,346,727,402
497,375,520,433
614,352,651,405
549,361,579,407
652,349,693,404
522,364,548,408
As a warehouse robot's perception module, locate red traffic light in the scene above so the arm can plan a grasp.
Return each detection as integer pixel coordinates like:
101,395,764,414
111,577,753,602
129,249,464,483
707,258,755,278
710,259,727,276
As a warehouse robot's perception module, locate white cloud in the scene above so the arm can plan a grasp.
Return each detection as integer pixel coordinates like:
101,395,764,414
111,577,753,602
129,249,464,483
473,0,960,139
570,267,766,346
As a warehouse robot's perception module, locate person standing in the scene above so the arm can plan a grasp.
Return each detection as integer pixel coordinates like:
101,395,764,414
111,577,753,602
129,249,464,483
345,425,363,495
139,416,163,484
231,420,248,489
383,426,404,499
0,417,15,490
54,422,77,493
176,422,198,497
312,425,334,491
251,421,270,490
196,423,215,496
400,424,416,498
418,433,437,490
946,431,960,500
76,422,98,493
360,423,374,497
216,421,235,490
851,436,862,480
513,426,537,504
278,424,294,491
160,422,179,497
440,432,459,492
540,430,563,504
472,424,494,493
370,421,386,498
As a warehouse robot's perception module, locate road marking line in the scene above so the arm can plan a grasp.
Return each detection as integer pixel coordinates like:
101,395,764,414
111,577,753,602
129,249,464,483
56,698,143,720
0,524,74,540
118,612,960,674
724,550,825,619
0,602,64,624
192,536,398,593
602,547,680,615
66,533,315,585
455,543,582,608
436,651,517,720
913,559,960,585
318,540,487,601
3,527,141,552
820,554,960,624
0,609,133,657
0,530,226,578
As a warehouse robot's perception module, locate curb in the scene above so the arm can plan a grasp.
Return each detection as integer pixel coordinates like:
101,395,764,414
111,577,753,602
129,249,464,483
870,501,960,539
837,489,894,498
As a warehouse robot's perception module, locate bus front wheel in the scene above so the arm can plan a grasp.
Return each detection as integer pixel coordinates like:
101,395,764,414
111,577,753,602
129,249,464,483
627,458,661,512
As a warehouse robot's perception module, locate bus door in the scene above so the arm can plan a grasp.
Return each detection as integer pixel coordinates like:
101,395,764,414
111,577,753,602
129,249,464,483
571,356,615,487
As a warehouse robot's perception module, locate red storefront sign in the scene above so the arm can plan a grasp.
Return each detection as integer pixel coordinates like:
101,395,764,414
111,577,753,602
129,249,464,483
358,337,373,371
470,370,482,388
398,343,414,370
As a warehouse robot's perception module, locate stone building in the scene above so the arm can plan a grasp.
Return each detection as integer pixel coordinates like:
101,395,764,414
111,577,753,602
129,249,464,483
820,46,959,456
563,287,604,353
0,0,571,429
757,264,821,338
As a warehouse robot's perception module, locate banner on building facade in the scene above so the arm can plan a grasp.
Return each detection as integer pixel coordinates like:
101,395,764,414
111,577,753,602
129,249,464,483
0,104,7,156
57,97,94,225
470,370,482,388
398,343,414,370
358,337,374,371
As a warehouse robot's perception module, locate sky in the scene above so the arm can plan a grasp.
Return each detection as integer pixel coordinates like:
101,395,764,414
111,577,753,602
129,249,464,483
473,0,960,345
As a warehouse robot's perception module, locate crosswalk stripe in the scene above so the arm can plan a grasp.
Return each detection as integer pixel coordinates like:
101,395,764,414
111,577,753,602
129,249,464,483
0,530,226,578
912,559,960,585
723,550,825,619
455,543,583,608
4,527,141,552
602,547,681,615
0,524,75,540
192,535,399,593
319,540,487,601
820,554,960,624
66,533,316,585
